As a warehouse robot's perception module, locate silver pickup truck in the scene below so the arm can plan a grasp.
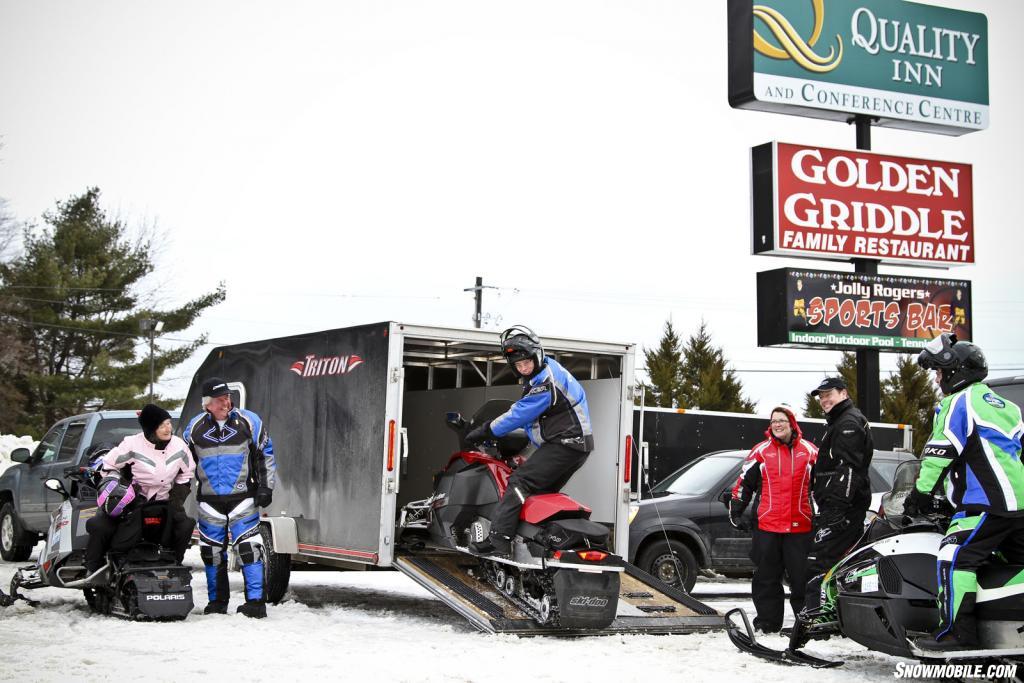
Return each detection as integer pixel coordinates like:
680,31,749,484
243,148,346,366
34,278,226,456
0,410,179,561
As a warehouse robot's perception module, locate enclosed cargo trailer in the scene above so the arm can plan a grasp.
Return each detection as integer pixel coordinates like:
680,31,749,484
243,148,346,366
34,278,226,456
180,322,719,634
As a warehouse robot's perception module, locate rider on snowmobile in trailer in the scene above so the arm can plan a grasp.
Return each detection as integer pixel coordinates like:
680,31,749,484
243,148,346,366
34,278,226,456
908,333,1024,652
465,326,594,557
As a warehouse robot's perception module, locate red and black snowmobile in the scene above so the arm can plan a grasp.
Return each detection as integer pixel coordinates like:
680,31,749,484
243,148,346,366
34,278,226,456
400,400,623,629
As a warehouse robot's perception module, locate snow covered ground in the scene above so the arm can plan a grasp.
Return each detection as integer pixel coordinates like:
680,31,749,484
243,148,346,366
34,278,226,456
0,546,913,683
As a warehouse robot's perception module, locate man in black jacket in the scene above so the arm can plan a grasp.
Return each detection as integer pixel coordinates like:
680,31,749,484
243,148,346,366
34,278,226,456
802,376,874,613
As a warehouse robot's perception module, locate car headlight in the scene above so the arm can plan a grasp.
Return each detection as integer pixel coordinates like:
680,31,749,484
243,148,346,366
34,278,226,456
628,504,639,525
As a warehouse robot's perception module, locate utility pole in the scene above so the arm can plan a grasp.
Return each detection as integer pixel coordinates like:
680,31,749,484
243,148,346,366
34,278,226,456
464,276,499,329
852,114,881,421
139,318,164,403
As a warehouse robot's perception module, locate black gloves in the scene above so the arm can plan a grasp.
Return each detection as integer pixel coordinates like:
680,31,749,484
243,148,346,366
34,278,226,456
255,487,273,508
728,498,750,532
168,482,191,513
465,421,493,446
903,488,933,517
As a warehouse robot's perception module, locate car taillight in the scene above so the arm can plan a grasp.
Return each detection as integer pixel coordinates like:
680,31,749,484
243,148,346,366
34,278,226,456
577,550,608,562
552,550,562,560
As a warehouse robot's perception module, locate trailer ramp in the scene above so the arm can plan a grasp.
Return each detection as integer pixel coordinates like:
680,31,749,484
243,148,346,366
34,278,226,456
393,549,723,636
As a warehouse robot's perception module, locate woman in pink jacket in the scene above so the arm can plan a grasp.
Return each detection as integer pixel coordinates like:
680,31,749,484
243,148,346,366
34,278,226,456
84,404,196,574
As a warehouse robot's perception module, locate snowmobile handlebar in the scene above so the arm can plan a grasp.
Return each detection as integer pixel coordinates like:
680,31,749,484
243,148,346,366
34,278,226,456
61,465,102,488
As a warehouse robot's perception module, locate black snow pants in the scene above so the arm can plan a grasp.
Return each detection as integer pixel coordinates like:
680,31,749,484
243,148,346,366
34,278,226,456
802,508,866,611
85,502,195,572
490,443,588,538
750,527,812,631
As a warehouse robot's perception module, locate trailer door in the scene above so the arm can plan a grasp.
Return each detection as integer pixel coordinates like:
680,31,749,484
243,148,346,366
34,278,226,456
181,322,394,566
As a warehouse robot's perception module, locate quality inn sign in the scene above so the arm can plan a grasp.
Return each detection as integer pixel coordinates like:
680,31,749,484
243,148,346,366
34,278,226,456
728,0,989,135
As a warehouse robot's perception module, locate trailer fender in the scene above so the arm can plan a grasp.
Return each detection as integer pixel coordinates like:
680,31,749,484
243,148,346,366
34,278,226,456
260,516,298,554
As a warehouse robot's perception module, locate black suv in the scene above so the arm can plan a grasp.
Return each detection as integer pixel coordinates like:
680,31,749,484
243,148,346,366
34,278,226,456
627,448,915,591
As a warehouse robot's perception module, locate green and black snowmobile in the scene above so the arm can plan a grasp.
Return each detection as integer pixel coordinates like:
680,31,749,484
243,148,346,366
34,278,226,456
726,460,1024,670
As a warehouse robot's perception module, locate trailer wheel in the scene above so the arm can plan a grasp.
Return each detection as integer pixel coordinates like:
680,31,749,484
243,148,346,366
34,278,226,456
638,539,698,593
0,502,33,562
260,524,291,604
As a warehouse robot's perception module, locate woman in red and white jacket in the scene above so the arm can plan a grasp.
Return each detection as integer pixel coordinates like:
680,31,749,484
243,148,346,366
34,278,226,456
728,405,817,633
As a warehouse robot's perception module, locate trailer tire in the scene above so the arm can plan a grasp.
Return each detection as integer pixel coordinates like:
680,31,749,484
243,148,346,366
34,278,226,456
0,502,33,562
638,539,698,593
260,524,291,604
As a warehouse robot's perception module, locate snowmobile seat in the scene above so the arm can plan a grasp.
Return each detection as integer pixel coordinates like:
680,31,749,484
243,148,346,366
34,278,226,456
976,562,1024,620
110,503,176,565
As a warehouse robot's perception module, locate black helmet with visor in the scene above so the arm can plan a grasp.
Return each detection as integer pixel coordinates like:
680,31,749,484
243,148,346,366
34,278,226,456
499,325,544,379
917,333,988,395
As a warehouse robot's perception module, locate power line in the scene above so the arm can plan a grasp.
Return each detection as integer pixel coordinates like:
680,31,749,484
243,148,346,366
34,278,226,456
0,316,217,345
0,284,123,292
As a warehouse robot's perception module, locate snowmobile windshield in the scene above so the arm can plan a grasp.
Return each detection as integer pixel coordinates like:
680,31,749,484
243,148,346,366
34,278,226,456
879,460,921,518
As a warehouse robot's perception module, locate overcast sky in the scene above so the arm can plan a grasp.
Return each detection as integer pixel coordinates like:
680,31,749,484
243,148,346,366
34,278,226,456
1,0,1021,415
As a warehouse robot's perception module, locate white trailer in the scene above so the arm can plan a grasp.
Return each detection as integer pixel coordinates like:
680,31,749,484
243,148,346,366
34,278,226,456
182,322,720,634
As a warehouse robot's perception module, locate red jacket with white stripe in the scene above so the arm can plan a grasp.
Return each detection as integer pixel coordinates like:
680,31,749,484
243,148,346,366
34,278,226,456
730,409,817,534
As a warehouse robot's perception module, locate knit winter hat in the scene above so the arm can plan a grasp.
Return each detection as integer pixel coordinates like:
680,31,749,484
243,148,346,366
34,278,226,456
138,403,172,435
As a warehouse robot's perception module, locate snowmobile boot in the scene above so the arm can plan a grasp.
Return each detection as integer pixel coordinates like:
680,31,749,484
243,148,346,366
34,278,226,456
914,634,980,652
915,622,980,653
753,618,781,634
469,533,511,557
236,599,266,619
204,600,229,615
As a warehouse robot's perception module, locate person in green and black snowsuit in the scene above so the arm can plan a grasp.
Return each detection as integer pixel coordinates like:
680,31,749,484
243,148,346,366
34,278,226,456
907,333,1024,652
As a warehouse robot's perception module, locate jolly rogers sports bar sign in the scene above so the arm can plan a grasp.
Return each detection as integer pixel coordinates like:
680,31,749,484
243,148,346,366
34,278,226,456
728,0,989,135
751,142,974,267
757,267,972,351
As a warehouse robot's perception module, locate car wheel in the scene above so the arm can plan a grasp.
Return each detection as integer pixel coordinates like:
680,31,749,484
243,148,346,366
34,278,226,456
638,539,698,593
260,524,291,604
0,502,33,562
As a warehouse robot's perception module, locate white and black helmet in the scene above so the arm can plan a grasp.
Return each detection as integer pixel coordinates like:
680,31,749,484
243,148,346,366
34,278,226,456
917,333,988,395
499,325,544,378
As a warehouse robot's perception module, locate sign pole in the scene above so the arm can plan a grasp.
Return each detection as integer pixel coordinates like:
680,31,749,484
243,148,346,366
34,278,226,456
852,114,881,421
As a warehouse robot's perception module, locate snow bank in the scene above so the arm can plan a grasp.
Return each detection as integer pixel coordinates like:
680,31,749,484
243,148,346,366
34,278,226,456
0,434,38,475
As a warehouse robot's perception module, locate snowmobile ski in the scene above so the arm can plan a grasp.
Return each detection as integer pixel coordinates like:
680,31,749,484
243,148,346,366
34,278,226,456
724,608,842,669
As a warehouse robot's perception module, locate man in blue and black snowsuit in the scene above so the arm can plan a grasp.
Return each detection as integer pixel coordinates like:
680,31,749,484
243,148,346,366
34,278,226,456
184,377,276,618
466,326,593,556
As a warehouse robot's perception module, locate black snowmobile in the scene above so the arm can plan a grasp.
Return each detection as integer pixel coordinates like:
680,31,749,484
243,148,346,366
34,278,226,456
1,463,194,620
400,400,623,629
726,460,1024,670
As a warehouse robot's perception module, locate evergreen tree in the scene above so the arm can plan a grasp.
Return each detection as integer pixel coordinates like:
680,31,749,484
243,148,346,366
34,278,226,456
678,321,755,412
882,354,939,455
0,196,28,429
0,188,225,436
804,352,858,419
641,319,683,408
